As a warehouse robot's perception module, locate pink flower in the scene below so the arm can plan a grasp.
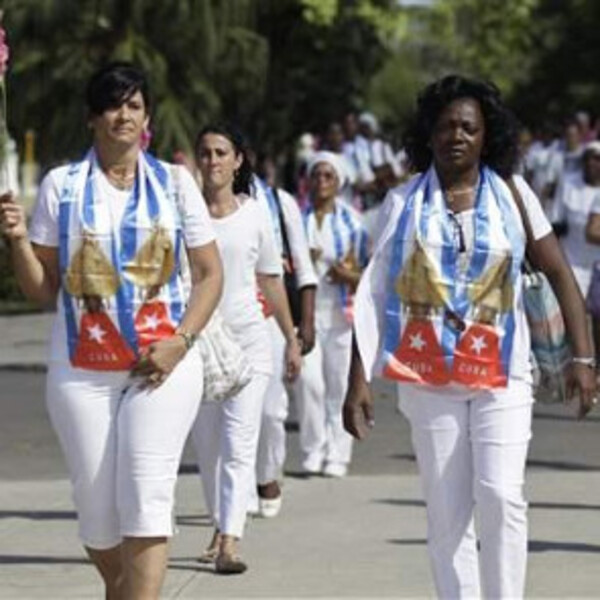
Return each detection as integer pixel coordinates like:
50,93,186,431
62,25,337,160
140,126,152,151
0,26,9,78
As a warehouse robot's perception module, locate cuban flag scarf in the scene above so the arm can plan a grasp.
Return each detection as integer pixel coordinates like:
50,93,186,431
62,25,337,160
58,149,184,371
381,166,525,389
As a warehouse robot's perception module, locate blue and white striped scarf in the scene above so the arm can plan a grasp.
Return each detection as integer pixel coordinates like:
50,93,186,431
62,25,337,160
304,200,369,322
58,149,184,366
382,166,525,387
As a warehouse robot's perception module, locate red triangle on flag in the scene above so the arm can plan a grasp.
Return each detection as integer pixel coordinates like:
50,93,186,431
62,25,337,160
451,323,507,388
383,318,450,386
135,301,177,348
72,312,136,371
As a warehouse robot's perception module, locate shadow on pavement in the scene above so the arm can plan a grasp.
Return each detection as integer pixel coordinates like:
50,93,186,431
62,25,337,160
528,540,600,553
0,555,89,565
0,510,76,520
526,459,600,471
175,513,214,528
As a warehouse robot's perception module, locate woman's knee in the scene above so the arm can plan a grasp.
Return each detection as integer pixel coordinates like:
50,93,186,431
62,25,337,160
475,480,527,529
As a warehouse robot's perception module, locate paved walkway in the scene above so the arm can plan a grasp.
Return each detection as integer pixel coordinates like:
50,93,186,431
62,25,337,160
0,313,599,598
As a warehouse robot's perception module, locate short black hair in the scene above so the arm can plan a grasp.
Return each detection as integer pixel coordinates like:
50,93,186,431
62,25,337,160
403,75,520,178
86,61,150,116
194,123,253,195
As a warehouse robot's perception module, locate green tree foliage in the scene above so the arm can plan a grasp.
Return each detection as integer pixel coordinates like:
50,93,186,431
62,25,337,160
510,0,600,128
364,0,540,138
2,0,394,166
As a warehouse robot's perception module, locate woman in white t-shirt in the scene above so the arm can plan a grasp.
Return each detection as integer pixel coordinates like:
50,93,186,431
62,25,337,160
343,76,595,599
551,141,600,294
190,125,302,574
0,63,223,599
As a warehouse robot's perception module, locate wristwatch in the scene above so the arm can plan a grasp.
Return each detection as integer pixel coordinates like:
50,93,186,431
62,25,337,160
175,329,198,351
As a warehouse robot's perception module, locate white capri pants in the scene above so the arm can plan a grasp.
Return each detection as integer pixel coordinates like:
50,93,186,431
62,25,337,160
295,325,353,471
256,317,288,485
46,348,204,550
399,380,534,600
192,372,270,538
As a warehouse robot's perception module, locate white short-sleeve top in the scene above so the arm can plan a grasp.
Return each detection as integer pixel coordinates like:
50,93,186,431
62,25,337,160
28,162,216,368
212,196,283,375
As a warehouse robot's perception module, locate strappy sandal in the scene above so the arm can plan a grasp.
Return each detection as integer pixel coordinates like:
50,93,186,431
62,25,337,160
215,535,247,575
197,529,221,564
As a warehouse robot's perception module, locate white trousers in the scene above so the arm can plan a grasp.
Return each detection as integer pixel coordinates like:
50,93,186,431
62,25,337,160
191,373,270,538
256,317,288,485
399,381,533,600
46,349,203,550
295,325,353,470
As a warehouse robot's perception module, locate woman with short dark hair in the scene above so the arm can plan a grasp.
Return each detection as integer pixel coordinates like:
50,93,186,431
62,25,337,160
0,61,223,599
344,75,595,598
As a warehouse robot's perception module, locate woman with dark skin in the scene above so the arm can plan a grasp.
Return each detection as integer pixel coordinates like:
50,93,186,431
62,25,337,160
343,75,595,599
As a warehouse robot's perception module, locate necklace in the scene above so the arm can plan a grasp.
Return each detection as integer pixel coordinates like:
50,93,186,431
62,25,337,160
106,168,136,190
444,186,476,204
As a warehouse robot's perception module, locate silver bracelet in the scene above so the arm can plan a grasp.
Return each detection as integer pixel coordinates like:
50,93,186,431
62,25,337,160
571,356,596,368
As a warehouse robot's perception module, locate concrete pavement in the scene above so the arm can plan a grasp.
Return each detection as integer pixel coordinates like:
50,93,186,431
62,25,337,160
0,312,599,598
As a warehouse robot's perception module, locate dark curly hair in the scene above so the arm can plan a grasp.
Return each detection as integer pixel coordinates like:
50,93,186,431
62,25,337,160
403,75,520,178
194,123,253,195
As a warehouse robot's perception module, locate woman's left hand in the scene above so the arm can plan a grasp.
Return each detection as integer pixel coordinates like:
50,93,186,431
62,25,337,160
564,363,597,419
284,337,302,382
131,335,188,388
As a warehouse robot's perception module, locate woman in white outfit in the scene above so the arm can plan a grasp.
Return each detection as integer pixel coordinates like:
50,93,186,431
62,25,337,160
551,141,600,294
0,63,223,599
344,75,596,599
296,151,369,477
191,125,302,573
251,169,317,517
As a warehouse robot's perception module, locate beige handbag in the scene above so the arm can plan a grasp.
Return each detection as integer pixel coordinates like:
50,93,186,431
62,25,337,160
197,311,253,402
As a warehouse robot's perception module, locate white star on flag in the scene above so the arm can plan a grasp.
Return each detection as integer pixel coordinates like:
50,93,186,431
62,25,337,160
470,334,488,355
409,332,426,352
142,313,160,331
87,324,106,344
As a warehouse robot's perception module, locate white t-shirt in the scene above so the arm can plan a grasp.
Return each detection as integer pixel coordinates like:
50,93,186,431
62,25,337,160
29,162,216,366
355,174,552,395
212,197,283,375
551,171,600,293
277,189,318,289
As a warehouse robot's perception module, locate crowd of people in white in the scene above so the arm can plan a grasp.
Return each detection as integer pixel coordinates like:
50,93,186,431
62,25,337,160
0,63,598,599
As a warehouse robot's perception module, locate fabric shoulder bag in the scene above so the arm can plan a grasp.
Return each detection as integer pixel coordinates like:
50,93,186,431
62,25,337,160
507,178,571,402
171,166,253,402
272,187,302,326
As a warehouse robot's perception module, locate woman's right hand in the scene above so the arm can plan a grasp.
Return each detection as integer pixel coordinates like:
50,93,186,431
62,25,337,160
0,192,27,241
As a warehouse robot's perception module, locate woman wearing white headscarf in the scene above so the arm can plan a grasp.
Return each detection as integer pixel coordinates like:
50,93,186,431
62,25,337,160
295,151,370,477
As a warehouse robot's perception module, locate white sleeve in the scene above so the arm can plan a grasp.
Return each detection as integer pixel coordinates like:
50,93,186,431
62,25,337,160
279,189,317,288
255,203,283,276
29,168,66,247
513,175,553,241
591,193,600,215
175,166,216,248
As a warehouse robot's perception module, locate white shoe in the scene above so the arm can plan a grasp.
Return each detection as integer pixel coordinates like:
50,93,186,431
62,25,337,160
301,455,323,475
259,495,282,518
323,462,348,478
